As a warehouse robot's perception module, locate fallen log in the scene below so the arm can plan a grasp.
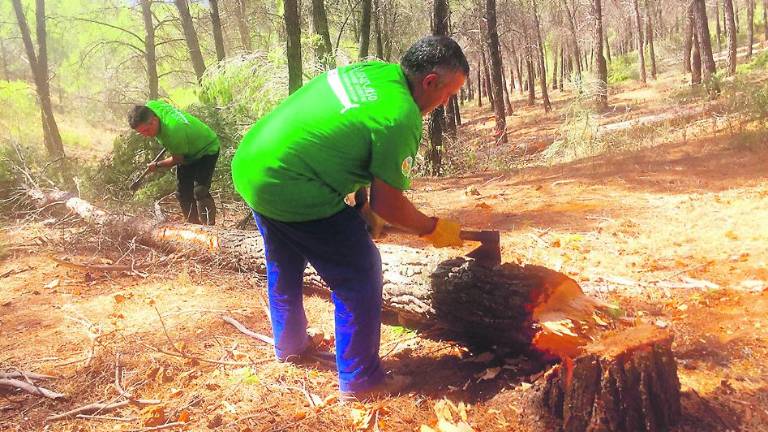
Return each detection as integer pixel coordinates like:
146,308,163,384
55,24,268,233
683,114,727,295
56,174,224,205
25,189,682,431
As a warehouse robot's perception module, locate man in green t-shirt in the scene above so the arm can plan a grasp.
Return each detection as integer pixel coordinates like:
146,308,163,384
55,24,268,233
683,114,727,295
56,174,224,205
128,100,220,225
231,36,469,401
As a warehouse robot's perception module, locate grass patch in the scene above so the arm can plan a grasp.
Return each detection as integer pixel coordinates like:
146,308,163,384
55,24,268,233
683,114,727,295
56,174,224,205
736,49,768,74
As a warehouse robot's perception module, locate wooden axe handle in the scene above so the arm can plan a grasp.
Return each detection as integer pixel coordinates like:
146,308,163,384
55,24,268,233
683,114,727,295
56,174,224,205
129,148,166,192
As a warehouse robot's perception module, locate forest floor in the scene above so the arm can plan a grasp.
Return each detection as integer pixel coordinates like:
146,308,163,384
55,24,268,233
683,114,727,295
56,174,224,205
2,66,768,432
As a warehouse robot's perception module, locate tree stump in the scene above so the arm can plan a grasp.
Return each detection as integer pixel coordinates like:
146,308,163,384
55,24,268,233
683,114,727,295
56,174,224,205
540,325,681,432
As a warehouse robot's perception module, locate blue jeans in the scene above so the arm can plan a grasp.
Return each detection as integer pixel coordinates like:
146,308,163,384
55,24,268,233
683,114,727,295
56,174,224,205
253,207,385,392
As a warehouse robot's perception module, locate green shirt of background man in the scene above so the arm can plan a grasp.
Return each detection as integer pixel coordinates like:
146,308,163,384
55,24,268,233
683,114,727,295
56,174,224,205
146,100,220,163
231,62,422,222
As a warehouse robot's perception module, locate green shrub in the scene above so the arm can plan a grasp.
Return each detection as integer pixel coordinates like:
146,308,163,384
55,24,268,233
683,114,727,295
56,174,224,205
735,49,768,74
607,55,639,84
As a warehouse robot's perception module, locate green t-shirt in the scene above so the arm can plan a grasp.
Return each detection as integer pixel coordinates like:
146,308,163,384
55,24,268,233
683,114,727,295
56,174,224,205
146,100,219,163
231,62,423,222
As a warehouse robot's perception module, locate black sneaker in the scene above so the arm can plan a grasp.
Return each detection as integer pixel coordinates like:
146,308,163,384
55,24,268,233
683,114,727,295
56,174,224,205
278,345,336,367
339,373,412,403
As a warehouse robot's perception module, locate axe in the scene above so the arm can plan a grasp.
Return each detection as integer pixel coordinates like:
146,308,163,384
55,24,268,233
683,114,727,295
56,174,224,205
129,149,166,192
460,230,501,267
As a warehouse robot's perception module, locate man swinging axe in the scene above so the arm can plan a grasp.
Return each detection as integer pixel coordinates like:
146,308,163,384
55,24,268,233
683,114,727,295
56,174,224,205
128,100,220,225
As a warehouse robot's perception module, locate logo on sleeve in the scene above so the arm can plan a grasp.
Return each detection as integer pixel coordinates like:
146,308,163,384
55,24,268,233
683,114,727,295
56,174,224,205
401,156,413,178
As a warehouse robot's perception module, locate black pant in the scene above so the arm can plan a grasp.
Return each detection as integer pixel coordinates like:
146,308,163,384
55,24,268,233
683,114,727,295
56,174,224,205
176,153,218,224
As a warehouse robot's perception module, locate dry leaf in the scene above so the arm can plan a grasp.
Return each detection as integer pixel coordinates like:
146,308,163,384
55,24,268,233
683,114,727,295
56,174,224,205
474,202,492,210
350,407,375,431
178,410,190,423
293,410,307,420
140,405,166,427
476,367,501,381
44,278,60,289
592,312,608,327
168,387,183,398
114,294,126,303
725,230,739,240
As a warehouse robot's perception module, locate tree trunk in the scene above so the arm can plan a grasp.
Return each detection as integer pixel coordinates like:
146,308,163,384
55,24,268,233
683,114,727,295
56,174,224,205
486,0,507,141
532,0,551,112
12,0,65,159
501,61,513,114
552,42,559,91
559,45,565,91
174,0,207,83
235,0,252,52
747,0,755,59
593,0,608,110
715,0,723,52
445,93,457,138
477,64,483,106
358,0,372,58
691,26,702,85
632,0,647,84
724,0,737,75
427,0,449,176
605,33,611,63
526,57,536,106
481,47,495,109
540,325,681,432
561,0,582,85
764,0,768,44
644,0,657,79
692,0,717,84
452,95,461,125
312,0,335,68
374,0,384,59
284,0,303,93
140,0,159,99
683,2,694,73
209,0,226,61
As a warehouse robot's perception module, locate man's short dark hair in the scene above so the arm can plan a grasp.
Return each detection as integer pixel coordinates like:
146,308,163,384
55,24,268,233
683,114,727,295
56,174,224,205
128,105,155,129
400,36,470,78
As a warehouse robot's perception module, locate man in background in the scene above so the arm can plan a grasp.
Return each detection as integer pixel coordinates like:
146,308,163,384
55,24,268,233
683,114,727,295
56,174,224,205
128,100,220,225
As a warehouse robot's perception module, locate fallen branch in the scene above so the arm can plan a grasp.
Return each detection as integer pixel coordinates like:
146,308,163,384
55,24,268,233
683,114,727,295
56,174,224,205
47,398,161,421
75,414,137,422
0,378,65,399
221,316,336,367
0,371,56,381
50,255,147,273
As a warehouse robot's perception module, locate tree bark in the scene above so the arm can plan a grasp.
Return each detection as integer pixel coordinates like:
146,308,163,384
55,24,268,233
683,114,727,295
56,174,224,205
715,0,723,52
561,0,582,83
501,60,513,114
691,24,702,85
540,325,681,432
235,0,252,52
141,0,159,99
284,0,303,93
692,0,717,86
174,0,207,83
477,63,483,106
747,0,755,59
724,0,737,75
481,46,495,109
358,0,372,58
209,0,226,61
526,57,536,106
12,0,65,159
374,0,384,59
532,0,551,112
683,2,694,73
312,0,335,68
593,0,608,110
486,0,507,141
632,0,647,84
427,0,449,176
551,42,559,91
451,95,461,126
644,0,657,80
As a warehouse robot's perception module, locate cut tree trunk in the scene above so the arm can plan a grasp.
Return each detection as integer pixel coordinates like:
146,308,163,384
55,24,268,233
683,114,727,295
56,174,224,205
539,325,681,432
25,189,595,349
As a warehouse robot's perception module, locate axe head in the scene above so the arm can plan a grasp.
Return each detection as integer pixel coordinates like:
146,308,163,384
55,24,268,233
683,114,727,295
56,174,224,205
462,230,501,267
